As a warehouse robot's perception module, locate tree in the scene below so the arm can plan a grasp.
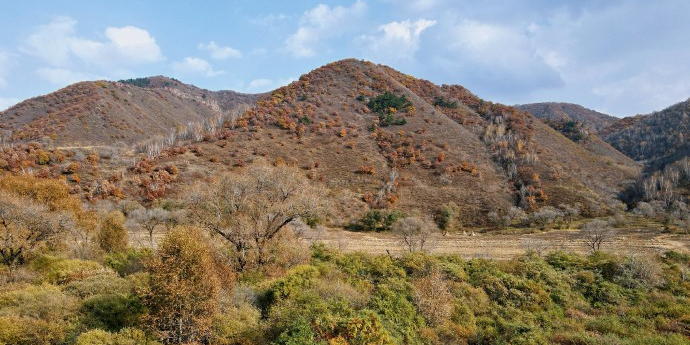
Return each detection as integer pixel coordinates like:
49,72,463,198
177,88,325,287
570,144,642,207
581,219,612,252
97,211,128,253
392,217,437,253
128,207,169,248
0,192,64,272
530,206,564,229
187,164,326,270
434,202,461,236
559,203,581,227
143,226,221,344
412,267,453,325
633,202,656,219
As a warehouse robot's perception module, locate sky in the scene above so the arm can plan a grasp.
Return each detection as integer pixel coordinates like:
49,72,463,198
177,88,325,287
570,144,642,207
1,1,689,117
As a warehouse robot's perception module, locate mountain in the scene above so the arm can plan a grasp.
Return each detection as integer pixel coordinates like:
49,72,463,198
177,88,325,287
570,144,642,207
0,59,640,224
516,102,638,180
515,102,618,132
0,76,259,146
146,59,638,221
602,98,690,171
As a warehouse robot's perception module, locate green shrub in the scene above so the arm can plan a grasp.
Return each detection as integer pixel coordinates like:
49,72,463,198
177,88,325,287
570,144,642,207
74,328,160,345
273,317,319,345
261,265,320,310
366,92,411,126
118,78,151,87
211,303,263,345
64,273,130,298
98,211,128,253
368,278,425,343
0,284,78,345
0,283,77,319
104,248,152,277
352,210,405,232
29,255,107,284
433,97,458,109
0,315,72,345
81,293,143,331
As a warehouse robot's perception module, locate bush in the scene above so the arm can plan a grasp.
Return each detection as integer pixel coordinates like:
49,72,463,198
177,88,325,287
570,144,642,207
74,328,160,345
118,77,151,87
98,211,128,253
81,293,144,331
353,210,405,232
0,284,78,345
64,273,130,298
30,255,107,284
433,97,458,109
104,248,152,277
366,92,411,126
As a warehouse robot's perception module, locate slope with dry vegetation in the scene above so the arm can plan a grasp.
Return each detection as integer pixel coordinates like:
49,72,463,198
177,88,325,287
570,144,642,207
0,76,259,146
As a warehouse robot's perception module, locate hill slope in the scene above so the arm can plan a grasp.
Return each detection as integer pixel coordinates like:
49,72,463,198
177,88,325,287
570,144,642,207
0,60,641,224
0,76,259,146
516,102,618,132
603,98,690,171
138,59,638,222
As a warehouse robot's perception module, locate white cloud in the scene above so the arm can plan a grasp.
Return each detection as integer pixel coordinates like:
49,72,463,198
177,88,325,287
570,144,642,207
23,17,163,69
381,0,450,12
439,20,562,94
362,19,436,61
0,51,9,88
172,57,225,77
591,69,690,116
248,13,290,26
198,41,241,60
23,16,76,66
105,26,163,63
247,78,274,90
35,68,100,85
251,48,267,56
246,77,297,92
0,97,20,111
285,0,367,58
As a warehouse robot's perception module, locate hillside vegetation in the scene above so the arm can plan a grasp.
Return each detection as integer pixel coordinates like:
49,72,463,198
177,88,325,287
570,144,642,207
3,59,690,344
603,99,690,172
0,76,259,146
1,174,689,345
516,103,618,133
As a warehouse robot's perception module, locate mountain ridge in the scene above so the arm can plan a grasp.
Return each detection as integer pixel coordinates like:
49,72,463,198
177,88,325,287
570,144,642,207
0,76,260,146
0,59,641,224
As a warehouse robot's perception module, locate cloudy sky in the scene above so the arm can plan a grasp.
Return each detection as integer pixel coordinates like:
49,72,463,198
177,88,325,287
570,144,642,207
1,0,689,117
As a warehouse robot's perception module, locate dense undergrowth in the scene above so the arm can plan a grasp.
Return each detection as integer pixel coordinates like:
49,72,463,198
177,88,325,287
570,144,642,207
2,241,690,345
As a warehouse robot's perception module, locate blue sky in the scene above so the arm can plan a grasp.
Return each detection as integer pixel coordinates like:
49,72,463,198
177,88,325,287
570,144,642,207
1,0,689,117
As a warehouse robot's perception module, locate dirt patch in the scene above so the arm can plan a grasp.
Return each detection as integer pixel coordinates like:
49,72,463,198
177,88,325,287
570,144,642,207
301,226,690,259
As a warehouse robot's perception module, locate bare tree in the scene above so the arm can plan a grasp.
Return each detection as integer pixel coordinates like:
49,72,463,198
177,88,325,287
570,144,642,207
530,206,564,229
186,164,326,270
559,203,580,228
633,202,656,220
521,238,550,256
412,267,453,325
392,216,437,253
163,209,188,231
0,193,65,273
129,207,170,248
581,219,612,252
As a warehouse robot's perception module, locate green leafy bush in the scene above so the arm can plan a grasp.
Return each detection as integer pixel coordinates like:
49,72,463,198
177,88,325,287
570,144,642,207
29,255,106,284
366,92,411,126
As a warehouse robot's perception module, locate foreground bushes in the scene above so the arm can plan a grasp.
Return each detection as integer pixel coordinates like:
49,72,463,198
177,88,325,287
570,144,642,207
1,243,690,344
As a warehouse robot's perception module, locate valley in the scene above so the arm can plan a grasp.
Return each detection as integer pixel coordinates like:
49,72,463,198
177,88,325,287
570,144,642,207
2,59,690,345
